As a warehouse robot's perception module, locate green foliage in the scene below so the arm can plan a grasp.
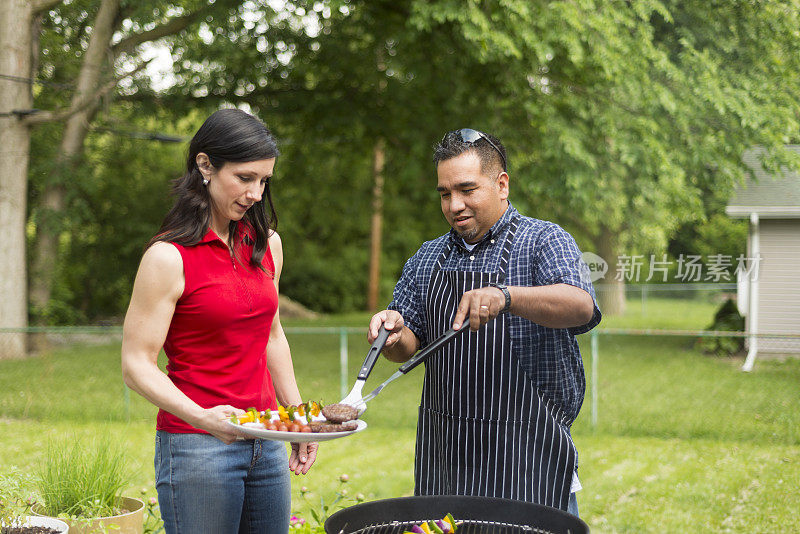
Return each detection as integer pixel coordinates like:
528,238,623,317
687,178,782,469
24,0,257,324
0,469,35,529
160,0,800,313
667,171,749,266
689,214,748,262
27,107,192,324
140,492,164,534
272,135,374,312
289,520,326,534
281,246,367,312
34,436,131,519
24,0,800,320
296,475,364,529
407,0,800,258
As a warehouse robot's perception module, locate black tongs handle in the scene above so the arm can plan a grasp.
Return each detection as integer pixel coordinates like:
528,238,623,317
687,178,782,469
357,326,391,380
398,320,472,375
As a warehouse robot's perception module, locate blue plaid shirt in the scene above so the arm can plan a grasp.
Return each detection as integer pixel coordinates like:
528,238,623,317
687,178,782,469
389,204,601,424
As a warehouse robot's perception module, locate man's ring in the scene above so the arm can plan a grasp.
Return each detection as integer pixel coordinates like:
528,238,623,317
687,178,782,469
480,305,489,309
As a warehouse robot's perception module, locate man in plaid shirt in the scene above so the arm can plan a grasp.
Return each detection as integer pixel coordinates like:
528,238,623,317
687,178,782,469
368,129,601,517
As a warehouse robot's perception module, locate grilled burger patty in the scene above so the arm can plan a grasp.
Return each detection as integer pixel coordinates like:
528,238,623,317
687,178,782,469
308,420,359,433
321,403,359,423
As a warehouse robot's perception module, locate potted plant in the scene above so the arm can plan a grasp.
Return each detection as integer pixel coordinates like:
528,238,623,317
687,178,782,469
1,470,69,534
30,437,143,534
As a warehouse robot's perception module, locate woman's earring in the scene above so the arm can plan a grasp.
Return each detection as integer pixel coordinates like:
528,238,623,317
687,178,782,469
203,178,209,186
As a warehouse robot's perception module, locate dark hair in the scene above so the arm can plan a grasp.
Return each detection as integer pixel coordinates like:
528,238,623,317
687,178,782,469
148,108,279,272
433,130,507,175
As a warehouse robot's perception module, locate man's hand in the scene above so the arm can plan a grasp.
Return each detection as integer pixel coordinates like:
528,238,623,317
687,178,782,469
368,310,420,363
368,310,405,347
452,286,506,331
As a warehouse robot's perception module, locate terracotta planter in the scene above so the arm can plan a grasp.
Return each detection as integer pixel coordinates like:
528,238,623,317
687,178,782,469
32,497,144,534
2,516,70,533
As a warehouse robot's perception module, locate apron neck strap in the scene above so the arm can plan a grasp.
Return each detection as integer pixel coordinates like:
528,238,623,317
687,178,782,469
434,241,453,272
497,215,520,281
433,215,521,278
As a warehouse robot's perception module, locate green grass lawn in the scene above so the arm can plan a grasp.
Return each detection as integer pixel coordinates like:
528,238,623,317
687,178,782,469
1,297,798,533
596,295,721,330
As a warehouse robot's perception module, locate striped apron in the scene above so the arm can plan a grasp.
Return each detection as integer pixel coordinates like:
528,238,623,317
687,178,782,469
414,217,576,511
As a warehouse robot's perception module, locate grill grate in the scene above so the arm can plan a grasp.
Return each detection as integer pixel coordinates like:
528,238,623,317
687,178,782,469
348,519,558,534
325,496,588,534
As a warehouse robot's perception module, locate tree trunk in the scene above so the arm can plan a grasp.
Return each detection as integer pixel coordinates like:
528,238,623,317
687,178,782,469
595,226,627,316
0,0,35,358
366,137,386,311
29,0,120,321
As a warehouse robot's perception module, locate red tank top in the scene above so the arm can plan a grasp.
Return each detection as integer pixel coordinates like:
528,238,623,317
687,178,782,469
157,224,279,433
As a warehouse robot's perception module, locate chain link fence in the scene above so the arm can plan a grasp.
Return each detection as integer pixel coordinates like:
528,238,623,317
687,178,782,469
2,284,799,424
2,284,797,359
0,326,124,360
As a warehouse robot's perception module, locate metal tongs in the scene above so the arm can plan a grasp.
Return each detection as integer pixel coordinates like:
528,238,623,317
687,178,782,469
338,326,391,411
340,321,472,415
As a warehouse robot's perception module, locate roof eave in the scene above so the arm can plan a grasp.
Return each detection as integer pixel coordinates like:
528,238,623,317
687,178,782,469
725,206,800,219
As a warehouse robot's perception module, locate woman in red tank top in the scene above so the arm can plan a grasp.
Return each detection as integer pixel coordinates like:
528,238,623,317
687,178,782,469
121,109,315,534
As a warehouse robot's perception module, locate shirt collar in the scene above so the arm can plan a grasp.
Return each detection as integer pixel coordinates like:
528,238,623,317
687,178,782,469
198,222,254,246
198,229,221,245
448,202,518,249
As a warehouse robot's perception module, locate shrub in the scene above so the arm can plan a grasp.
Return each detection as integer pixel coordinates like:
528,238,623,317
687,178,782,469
0,470,36,530
696,298,745,356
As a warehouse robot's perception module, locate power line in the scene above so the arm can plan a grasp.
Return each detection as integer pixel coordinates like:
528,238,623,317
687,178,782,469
91,126,186,143
0,109,42,118
0,72,74,90
0,109,186,143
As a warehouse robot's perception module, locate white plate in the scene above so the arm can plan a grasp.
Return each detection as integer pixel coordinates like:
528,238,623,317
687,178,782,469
227,419,367,442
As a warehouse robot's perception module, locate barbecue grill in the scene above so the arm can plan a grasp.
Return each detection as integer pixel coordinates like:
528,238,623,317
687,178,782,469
324,496,589,534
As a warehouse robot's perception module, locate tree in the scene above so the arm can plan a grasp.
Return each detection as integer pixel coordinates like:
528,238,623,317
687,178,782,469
27,108,191,324
405,0,800,314
159,0,516,311
0,0,255,354
171,0,800,315
0,0,62,358
6,0,799,333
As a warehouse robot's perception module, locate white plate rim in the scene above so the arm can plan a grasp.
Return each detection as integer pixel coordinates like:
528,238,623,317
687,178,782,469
227,419,366,442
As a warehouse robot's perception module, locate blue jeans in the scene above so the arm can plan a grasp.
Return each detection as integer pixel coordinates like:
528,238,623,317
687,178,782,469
155,431,291,534
568,492,579,517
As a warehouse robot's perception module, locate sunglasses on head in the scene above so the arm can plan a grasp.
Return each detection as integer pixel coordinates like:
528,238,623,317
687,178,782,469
447,128,507,172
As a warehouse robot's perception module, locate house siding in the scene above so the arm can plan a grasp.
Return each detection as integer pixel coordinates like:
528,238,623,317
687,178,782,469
756,219,800,354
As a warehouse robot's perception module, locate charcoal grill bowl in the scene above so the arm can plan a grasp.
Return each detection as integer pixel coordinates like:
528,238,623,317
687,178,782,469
324,495,588,534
